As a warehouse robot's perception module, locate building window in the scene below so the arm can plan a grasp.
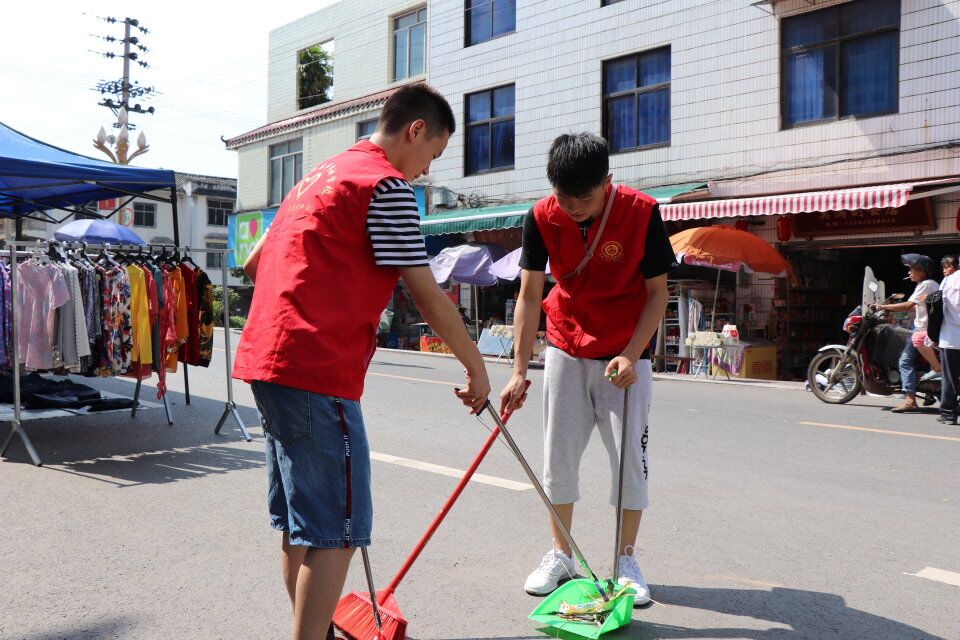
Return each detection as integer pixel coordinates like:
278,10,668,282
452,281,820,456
781,0,899,127
602,0,626,5
206,242,226,270
269,139,304,206
394,8,427,80
134,202,157,227
207,199,233,226
297,41,334,110
603,47,671,152
465,0,515,47
357,118,379,141
465,85,515,175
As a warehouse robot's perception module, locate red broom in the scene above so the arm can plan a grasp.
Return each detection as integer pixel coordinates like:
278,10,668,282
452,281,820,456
333,382,530,640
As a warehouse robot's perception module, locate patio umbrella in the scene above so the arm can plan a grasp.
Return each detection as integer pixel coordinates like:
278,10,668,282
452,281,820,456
54,219,146,246
670,225,790,328
489,247,551,280
429,244,499,338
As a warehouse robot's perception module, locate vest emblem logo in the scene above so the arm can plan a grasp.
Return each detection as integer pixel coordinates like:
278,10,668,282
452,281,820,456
295,172,323,198
599,241,624,262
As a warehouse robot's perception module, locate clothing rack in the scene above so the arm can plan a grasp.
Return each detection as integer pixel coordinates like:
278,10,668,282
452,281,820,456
0,240,249,467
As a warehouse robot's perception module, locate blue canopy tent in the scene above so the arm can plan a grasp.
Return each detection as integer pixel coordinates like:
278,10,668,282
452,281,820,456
0,121,179,243
0,122,188,467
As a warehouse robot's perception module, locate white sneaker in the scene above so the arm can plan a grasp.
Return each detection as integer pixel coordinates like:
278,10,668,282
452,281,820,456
524,549,577,595
617,547,651,606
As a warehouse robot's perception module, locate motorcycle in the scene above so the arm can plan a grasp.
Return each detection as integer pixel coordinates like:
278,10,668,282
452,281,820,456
807,271,941,405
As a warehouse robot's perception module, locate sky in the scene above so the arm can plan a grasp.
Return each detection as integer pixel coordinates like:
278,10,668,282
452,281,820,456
1,1,338,179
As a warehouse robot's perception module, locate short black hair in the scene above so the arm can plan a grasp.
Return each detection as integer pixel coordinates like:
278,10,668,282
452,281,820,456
378,83,456,138
943,255,959,269
546,133,610,197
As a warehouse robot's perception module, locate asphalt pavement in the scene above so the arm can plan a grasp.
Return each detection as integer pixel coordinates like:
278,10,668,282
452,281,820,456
2,332,957,640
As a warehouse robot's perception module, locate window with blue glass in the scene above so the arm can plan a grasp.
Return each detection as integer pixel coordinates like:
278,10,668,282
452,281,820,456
465,0,515,47
602,47,671,153
781,0,899,127
394,8,427,81
465,85,515,175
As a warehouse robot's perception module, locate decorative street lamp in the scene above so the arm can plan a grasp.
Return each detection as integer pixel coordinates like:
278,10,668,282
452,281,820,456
93,106,149,164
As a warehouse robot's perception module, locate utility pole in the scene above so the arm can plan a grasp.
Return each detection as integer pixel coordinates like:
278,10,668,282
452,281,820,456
91,16,155,164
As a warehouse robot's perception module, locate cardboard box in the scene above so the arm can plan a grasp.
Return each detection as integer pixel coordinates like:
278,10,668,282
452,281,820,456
712,344,778,380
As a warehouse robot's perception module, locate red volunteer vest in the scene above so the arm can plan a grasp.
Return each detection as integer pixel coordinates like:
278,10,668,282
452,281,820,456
233,140,405,400
535,185,656,359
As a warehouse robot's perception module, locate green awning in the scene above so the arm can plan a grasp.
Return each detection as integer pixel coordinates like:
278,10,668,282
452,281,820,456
420,202,535,236
643,182,707,203
419,184,703,236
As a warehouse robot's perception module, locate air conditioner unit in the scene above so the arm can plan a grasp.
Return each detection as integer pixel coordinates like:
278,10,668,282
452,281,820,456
433,186,457,209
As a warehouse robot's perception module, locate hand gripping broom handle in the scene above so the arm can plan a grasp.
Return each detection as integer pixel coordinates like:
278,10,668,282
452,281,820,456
378,382,531,604
482,400,610,601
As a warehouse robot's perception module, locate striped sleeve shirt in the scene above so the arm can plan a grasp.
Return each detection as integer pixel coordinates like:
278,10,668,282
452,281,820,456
366,177,429,267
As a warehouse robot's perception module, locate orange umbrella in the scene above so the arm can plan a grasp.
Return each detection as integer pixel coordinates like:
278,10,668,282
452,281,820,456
670,225,790,276
670,225,790,329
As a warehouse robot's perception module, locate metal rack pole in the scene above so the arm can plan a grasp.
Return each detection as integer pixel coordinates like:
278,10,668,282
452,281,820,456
213,251,249,441
0,245,42,465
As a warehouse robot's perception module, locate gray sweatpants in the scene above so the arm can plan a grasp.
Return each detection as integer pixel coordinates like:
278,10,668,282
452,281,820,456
542,346,651,510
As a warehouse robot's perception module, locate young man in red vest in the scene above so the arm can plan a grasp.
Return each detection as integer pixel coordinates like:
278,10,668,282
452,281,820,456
500,133,675,605
234,84,490,640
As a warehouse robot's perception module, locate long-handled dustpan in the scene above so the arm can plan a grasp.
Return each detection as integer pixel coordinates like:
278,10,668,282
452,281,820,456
482,402,634,640
334,384,530,640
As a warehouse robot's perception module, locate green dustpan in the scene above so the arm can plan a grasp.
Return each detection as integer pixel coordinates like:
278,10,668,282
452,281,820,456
529,579,635,639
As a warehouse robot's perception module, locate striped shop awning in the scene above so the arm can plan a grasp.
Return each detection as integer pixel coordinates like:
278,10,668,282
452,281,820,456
660,179,960,221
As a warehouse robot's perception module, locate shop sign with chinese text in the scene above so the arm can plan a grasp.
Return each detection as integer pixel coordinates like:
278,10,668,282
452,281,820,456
792,198,934,237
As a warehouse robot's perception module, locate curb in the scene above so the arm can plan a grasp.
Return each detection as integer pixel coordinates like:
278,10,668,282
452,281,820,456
376,347,804,390
651,372,805,392
377,346,525,366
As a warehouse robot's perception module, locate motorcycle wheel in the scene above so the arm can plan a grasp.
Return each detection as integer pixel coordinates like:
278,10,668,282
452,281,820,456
807,350,862,404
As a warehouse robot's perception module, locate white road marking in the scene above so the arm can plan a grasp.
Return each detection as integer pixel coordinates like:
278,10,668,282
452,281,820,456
369,451,531,491
368,372,460,387
905,567,960,587
799,421,960,443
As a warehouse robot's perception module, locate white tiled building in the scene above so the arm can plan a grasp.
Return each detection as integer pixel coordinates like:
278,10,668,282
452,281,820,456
228,0,960,377
227,0,429,216
425,0,960,204
420,0,960,378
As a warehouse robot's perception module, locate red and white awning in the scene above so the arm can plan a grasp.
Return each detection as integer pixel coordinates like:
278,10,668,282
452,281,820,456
660,179,960,221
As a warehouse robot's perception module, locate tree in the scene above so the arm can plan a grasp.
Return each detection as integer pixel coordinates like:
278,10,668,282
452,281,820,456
230,267,250,286
298,45,333,110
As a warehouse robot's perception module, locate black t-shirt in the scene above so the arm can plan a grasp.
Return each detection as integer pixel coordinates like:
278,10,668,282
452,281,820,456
519,202,677,278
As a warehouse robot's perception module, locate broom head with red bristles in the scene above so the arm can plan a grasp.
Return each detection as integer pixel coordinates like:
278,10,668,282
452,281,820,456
333,589,407,640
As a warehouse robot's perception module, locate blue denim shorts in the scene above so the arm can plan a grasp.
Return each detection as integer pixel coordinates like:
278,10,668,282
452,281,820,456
251,380,372,548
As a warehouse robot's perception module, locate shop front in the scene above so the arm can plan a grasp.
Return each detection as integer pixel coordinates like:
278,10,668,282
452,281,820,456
372,202,535,354
662,178,960,380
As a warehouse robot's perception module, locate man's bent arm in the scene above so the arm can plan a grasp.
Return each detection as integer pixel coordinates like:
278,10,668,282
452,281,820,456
622,273,669,363
512,269,546,376
400,266,490,409
243,230,269,284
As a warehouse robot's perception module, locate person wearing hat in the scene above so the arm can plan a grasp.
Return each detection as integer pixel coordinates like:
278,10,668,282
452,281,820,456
873,254,940,413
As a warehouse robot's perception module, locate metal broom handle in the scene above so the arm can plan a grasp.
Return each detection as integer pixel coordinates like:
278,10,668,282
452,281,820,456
483,401,608,597
360,547,384,633
613,387,628,583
